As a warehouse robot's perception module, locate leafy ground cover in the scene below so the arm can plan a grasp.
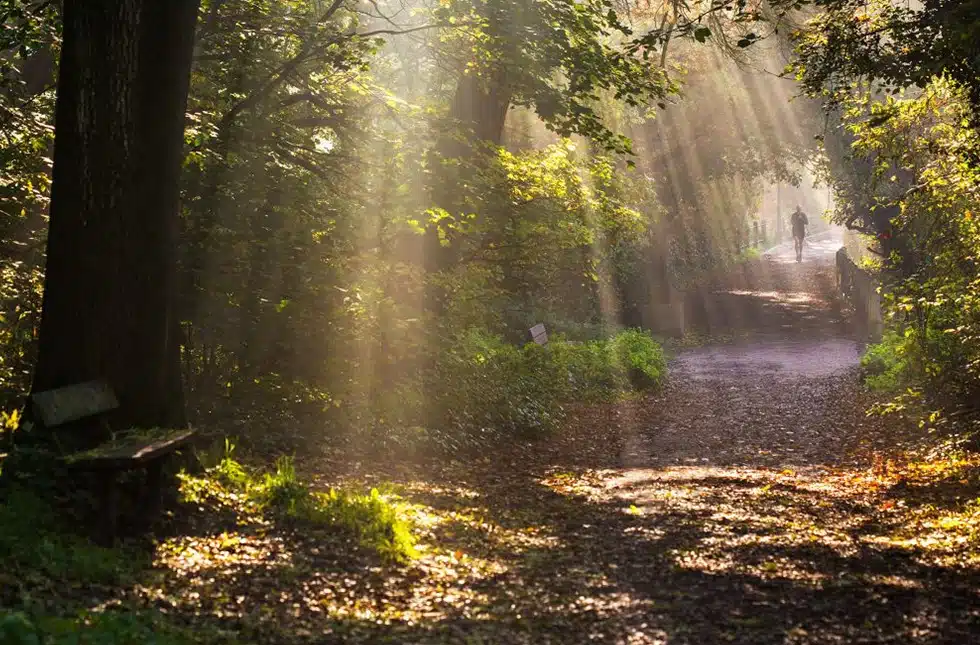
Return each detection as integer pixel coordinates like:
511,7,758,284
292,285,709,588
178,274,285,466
3,390,980,644
2,247,979,644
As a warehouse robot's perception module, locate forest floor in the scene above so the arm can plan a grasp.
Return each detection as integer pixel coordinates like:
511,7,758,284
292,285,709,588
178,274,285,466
231,235,976,643
13,236,980,644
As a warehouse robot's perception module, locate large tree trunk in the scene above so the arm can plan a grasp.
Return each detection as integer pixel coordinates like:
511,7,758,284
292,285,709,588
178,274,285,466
424,71,513,303
31,0,201,429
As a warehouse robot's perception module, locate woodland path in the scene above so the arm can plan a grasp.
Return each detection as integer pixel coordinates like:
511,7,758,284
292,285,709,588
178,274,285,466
278,235,980,643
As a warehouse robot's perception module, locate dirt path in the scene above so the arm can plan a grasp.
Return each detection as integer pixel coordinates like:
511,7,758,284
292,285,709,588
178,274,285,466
349,238,978,644
626,233,866,471
585,237,980,644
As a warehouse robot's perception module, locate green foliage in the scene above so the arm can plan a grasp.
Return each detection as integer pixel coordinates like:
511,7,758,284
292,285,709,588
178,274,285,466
861,331,910,392
0,487,137,585
254,458,418,564
850,81,980,405
295,487,418,565
203,438,250,490
551,328,666,401
254,456,309,513
0,2,57,407
821,77,980,422
1,0,788,466
610,328,668,389
0,612,38,645
791,0,980,116
436,0,674,153
427,331,565,441
425,329,666,445
0,609,196,645
185,446,418,564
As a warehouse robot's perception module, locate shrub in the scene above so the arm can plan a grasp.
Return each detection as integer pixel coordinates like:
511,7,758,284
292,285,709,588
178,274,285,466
609,328,668,389
549,337,626,402
861,330,910,392
427,330,566,441
425,328,667,441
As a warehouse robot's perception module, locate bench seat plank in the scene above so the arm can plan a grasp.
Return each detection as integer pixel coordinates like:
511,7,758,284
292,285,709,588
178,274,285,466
65,428,196,470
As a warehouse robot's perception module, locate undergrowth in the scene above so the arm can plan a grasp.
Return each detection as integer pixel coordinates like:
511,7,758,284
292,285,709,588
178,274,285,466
0,487,139,587
861,330,910,392
186,445,417,563
425,328,666,445
0,482,176,644
0,609,198,645
0,433,414,644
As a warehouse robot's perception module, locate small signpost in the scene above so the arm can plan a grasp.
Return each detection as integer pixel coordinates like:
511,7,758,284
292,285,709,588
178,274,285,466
529,323,548,346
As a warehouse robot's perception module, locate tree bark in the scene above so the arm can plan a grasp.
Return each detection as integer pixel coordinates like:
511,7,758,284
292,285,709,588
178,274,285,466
31,0,201,429
424,70,513,303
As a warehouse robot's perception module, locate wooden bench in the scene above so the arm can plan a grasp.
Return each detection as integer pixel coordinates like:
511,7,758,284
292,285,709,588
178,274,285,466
528,323,549,346
30,380,196,542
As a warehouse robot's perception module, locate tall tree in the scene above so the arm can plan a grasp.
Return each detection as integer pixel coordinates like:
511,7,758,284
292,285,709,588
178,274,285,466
31,0,201,428
424,0,672,302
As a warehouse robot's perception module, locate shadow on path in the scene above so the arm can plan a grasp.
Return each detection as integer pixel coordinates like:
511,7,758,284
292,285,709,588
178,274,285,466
138,245,980,644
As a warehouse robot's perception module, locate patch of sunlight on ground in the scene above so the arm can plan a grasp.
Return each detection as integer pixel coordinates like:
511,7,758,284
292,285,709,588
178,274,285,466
723,290,819,304
156,531,293,574
550,465,897,580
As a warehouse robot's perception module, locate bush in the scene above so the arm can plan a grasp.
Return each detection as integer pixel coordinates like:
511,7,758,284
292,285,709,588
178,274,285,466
427,330,565,441
610,328,668,389
426,328,667,441
861,330,910,392
550,338,625,402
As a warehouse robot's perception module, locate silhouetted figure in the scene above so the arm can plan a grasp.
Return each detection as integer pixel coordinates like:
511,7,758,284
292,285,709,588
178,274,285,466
790,205,808,262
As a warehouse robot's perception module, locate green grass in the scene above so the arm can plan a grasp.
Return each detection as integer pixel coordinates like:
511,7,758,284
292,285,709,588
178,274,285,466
0,487,138,586
0,485,180,644
183,447,417,564
255,456,417,563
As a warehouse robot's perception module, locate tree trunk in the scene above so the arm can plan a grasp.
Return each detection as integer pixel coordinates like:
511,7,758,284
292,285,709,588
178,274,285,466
448,72,511,152
424,71,513,305
31,0,201,429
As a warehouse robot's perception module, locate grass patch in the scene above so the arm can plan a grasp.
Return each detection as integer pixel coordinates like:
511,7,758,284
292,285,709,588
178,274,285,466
0,487,139,587
0,479,178,644
181,449,417,564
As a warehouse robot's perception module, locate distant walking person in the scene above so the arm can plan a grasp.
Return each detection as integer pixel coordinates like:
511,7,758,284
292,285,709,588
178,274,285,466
790,205,808,262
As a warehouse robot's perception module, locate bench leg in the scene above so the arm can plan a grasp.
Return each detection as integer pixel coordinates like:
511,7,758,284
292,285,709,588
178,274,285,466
97,471,120,546
145,461,165,521
143,459,181,529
